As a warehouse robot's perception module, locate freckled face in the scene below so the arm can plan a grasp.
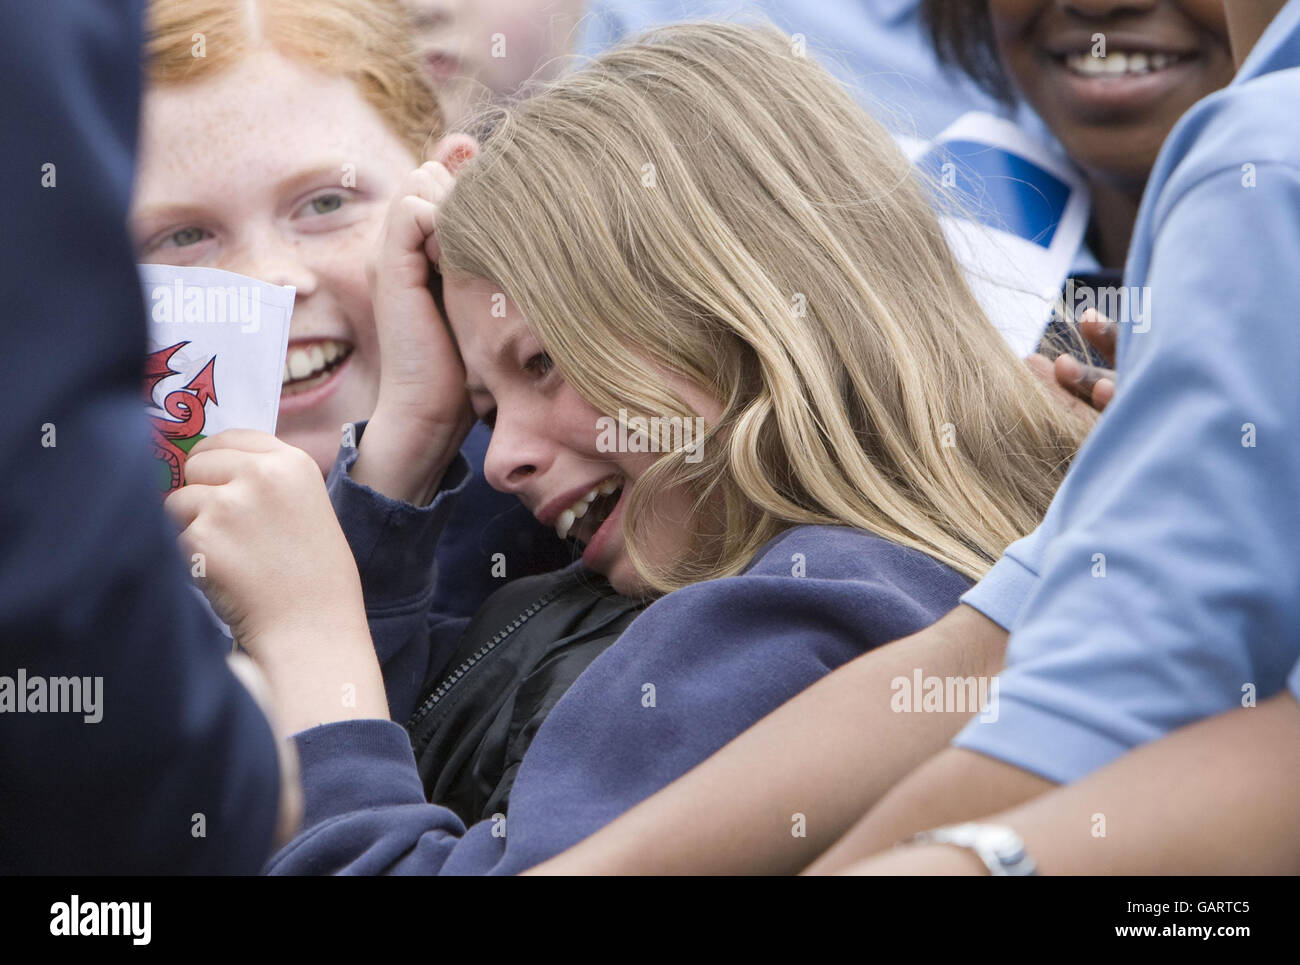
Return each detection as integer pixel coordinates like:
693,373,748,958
988,0,1233,192
131,49,420,473
443,275,720,596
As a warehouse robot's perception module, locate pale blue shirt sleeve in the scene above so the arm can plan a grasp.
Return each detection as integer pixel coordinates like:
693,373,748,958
960,528,1047,631
954,162,1300,782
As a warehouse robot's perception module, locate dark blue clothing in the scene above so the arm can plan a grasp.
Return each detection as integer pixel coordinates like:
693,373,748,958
432,423,573,619
0,0,280,872
269,443,971,874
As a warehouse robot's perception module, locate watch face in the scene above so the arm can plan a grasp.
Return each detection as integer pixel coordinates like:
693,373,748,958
986,827,1021,855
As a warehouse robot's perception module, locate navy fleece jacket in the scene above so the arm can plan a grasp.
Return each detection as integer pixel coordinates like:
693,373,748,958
1,0,280,872
268,440,970,874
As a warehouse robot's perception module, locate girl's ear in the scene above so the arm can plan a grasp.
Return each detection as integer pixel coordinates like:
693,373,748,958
432,133,480,175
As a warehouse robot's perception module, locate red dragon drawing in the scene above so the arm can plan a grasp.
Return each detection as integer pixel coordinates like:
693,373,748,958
144,341,219,494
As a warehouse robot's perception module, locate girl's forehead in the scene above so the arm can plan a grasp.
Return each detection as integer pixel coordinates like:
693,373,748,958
135,48,415,201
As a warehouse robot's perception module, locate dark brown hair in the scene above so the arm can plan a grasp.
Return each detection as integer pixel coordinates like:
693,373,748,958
922,0,1015,104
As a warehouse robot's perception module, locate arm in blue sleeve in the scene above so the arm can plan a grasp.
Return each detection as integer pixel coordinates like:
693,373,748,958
326,423,473,723
956,165,1300,782
959,527,1048,632
0,0,279,873
265,530,965,875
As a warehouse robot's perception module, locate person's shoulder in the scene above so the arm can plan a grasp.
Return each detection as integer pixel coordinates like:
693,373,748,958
626,524,969,652
652,524,970,615
744,523,967,585
1155,68,1300,205
1194,69,1300,155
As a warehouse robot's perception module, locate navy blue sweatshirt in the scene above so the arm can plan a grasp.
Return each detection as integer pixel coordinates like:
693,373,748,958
267,440,971,874
431,423,575,620
1,0,280,872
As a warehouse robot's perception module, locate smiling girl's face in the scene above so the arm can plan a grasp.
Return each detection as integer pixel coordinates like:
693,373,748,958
444,275,720,597
988,0,1233,193
131,48,420,473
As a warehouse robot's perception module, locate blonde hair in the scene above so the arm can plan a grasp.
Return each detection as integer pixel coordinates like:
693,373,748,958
439,21,1092,592
145,0,442,159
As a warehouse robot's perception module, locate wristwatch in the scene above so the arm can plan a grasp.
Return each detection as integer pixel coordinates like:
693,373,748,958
907,823,1039,876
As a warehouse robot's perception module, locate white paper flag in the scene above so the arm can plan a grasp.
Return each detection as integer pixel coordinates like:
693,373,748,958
905,112,1092,357
138,264,295,494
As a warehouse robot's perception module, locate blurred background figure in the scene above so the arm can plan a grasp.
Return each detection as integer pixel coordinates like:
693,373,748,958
580,0,1038,140
405,0,589,126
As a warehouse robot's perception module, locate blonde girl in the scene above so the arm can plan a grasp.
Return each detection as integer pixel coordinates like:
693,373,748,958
170,21,1089,874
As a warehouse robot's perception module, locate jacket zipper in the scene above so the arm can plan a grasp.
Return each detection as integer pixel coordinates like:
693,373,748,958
406,584,568,740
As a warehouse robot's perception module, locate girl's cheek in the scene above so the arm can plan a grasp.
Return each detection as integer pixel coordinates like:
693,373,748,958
1182,0,1231,37
307,228,380,318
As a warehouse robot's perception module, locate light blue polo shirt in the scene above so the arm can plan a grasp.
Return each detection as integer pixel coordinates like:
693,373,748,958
578,0,1032,140
954,0,1300,781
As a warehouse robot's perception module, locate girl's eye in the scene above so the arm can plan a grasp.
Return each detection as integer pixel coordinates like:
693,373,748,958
524,352,554,378
158,226,210,249
301,193,346,217
480,407,497,430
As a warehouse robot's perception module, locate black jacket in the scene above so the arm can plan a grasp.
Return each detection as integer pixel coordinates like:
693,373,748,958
406,566,645,824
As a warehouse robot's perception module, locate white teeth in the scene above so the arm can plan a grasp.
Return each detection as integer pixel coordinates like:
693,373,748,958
553,476,623,540
281,340,351,385
556,509,576,541
287,348,313,381
1064,50,1181,77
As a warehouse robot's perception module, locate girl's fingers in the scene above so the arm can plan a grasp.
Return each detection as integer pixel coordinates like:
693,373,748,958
162,481,217,529
431,133,479,175
1074,363,1116,394
1078,308,1118,366
1092,377,1116,411
403,161,453,206
1027,353,1094,419
183,447,265,487
1054,353,1117,414
382,162,455,266
189,429,282,457
390,194,439,254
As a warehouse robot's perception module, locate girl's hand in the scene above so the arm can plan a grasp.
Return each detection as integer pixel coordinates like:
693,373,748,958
358,136,480,505
1053,308,1117,411
1027,309,1118,415
164,430,389,734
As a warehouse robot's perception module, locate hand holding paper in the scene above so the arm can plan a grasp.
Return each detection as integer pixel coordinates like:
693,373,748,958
139,264,295,494
163,430,388,735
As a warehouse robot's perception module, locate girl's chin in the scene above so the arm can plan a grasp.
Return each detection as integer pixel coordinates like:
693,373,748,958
601,556,652,600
